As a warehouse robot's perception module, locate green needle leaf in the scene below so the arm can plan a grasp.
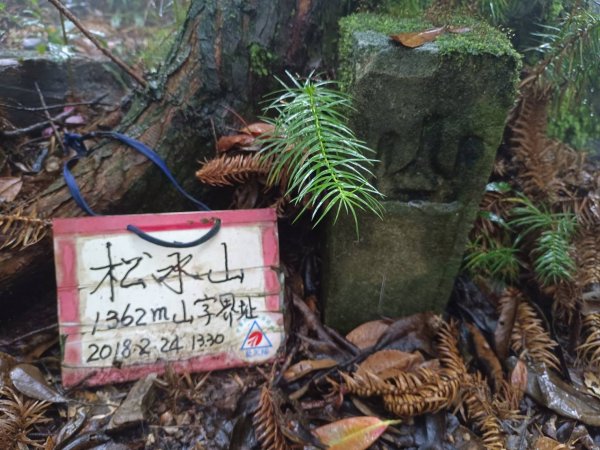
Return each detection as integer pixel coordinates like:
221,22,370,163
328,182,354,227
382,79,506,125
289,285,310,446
259,71,384,234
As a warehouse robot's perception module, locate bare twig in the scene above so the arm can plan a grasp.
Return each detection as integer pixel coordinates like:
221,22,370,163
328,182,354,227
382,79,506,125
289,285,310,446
45,0,147,88
0,109,73,138
34,82,66,153
2,324,58,346
58,8,69,45
0,93,109,112
0,93,109,137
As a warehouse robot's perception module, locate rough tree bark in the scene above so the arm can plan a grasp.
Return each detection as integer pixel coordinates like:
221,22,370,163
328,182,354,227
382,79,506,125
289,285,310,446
0,0,354,301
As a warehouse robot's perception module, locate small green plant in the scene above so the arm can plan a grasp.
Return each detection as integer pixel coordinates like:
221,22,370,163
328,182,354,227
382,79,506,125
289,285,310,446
529,6,600,147
508,195,577,286
464,236,522,283
465,186,578,287
260,72,384,232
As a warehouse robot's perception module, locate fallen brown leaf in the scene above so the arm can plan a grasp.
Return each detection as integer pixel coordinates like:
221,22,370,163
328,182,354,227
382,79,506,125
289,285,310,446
0,177,22,202
313,416,401,450
374,312,437,352
510,358,528,394
108,373,157,430
346,320,389,350
418,359,441,371
216,134,256,153
283,358,338,382
533,436,569,450
390,26,445,48
240,122,275,137
523,363,600,426
357,349,424,379
466,323,503,390
9,364,68,403
43,436,55,450
495,289,519,361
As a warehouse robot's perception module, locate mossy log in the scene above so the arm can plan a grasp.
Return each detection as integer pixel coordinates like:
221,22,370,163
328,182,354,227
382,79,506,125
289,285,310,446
0,0,353,301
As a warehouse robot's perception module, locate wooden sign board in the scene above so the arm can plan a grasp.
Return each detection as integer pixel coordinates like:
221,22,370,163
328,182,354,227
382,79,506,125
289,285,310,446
53,209,283,387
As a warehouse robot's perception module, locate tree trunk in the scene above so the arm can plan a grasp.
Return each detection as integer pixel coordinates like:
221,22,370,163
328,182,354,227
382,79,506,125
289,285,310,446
0,0,354,301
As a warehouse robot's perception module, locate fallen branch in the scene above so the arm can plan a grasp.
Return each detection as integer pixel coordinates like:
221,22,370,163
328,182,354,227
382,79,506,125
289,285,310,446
46,0,147,89
1,109,73,138
34,82,66,154
0,94,109,112
2,324,57,346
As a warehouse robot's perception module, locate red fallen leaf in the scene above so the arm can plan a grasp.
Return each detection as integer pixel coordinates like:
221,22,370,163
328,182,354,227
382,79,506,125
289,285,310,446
240,122,275,137
283,358,338,382
346,320,389,350
357,349,424,379
216,134,256,153
0,177,22,202
313,416,401,450
390,26,446,48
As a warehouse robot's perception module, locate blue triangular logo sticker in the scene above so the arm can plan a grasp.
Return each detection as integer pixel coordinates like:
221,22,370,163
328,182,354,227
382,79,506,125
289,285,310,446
241,321,273,350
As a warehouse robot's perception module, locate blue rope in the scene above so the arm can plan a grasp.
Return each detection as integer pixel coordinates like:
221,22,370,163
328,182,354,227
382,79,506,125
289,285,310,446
63,131,211,214
62,131,219,248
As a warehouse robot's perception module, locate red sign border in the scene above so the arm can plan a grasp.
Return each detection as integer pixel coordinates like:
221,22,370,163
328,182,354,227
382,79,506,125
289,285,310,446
53,208,282,387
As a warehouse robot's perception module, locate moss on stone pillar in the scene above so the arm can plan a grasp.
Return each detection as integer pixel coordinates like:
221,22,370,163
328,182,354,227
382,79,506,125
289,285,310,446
322,13,520,332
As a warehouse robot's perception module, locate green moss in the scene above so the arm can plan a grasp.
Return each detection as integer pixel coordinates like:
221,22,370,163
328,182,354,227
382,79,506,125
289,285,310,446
339,12,521,85
547,0,565,22
435,17,519,58
248,42,273,77
549,99,600,150
339,13,429,68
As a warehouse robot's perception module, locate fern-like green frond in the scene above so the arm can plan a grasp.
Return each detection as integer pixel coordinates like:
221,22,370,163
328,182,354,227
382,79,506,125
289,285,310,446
508,194,577,286
259,72,384,233
534,226,577,286
508,195,556,235
464,237,522,283
529,7,600,102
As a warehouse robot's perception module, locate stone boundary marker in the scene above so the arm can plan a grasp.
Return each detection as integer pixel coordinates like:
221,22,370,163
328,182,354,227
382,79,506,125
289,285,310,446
322,14,520,332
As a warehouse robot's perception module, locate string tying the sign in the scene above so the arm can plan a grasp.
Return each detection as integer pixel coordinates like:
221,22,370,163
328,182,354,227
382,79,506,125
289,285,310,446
63,131,220,248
